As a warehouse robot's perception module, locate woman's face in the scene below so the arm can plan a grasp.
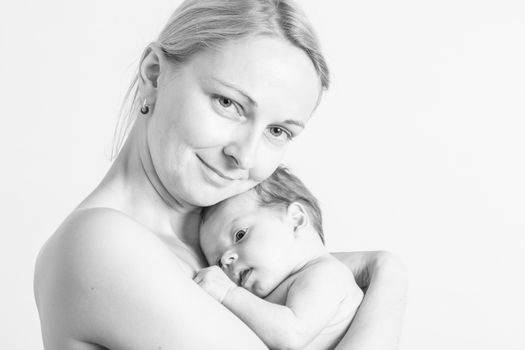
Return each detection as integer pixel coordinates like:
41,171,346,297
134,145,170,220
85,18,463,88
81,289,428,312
147,35,321,207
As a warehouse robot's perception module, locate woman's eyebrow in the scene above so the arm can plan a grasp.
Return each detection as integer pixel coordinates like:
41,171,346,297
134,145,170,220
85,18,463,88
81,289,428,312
210,77,257,107
283,119,305,129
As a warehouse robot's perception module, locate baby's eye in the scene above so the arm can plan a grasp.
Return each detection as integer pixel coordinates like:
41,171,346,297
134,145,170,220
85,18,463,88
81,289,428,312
234,229,247,242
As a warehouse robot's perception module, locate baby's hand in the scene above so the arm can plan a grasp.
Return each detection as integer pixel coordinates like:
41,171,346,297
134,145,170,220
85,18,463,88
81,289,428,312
194,266,238,303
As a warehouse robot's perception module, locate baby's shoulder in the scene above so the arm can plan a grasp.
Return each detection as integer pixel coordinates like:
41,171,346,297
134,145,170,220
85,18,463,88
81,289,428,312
302,253,353,280
287,255,341,289
294,254,361,297
278,254,362,314
304,254,363,306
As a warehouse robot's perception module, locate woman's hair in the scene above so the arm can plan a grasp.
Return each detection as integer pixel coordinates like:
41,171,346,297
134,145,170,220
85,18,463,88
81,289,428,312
112,0,330,158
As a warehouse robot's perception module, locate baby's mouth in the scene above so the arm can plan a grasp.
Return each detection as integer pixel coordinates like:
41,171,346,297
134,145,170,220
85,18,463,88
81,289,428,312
239,268,252,287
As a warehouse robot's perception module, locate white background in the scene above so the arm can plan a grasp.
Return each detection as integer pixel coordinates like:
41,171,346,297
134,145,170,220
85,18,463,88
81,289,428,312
1,0,524,349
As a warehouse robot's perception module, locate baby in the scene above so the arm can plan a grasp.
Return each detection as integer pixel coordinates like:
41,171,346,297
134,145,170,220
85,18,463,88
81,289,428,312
195,166,363,350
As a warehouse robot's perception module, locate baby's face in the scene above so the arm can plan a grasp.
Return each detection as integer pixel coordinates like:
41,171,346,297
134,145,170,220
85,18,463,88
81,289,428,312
200,191,298,297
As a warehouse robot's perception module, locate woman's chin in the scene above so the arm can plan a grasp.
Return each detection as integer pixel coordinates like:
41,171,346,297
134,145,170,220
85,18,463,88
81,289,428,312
193,184,257,207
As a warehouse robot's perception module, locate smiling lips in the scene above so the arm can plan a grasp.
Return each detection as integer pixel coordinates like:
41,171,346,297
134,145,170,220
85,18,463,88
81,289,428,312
196,155,237,181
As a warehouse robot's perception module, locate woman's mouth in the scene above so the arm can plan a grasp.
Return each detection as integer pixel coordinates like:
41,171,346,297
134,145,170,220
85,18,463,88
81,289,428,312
196,155,235,181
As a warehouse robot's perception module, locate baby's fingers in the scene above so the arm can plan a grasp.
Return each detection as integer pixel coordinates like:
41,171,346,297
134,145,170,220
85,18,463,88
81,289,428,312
193,269,208,284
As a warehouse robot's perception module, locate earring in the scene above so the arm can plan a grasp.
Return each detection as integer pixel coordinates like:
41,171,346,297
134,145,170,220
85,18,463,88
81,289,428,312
140,99,150,115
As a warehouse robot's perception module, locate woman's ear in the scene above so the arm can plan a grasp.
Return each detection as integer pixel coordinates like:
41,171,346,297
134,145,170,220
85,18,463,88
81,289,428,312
138,42,165,106
287,202,309,236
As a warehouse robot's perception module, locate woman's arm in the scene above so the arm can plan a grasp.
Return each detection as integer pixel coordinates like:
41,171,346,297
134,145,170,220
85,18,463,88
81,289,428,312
332,251,408,350
35,208,268,350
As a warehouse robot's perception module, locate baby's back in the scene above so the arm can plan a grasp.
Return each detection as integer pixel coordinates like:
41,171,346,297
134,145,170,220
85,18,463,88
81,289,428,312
303,282,361,350
265,254,363,350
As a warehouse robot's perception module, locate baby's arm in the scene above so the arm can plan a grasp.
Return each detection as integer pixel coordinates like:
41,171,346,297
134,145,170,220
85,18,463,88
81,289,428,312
195,261,361,350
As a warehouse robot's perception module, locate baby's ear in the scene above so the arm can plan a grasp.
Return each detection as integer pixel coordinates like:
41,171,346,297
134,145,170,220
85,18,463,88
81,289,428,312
287,202,309,236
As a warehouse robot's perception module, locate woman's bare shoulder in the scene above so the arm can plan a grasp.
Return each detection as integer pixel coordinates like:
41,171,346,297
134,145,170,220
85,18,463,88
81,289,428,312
34,207,182,346
55,206,155,242
34,207,267,350
36,207,181,285
35,206,197,306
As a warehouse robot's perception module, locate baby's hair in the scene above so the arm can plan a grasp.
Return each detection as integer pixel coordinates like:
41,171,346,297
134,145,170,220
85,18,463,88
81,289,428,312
254,166,324,244
201,166,324,244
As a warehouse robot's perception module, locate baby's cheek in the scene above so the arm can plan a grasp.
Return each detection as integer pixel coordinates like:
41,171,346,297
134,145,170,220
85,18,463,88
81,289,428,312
198,235,213,265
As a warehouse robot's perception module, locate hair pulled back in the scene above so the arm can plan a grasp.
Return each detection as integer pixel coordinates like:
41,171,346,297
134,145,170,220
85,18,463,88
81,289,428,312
112,0,330,158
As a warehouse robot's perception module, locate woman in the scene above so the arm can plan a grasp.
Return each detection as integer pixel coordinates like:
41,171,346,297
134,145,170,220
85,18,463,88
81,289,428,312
34,0,406,349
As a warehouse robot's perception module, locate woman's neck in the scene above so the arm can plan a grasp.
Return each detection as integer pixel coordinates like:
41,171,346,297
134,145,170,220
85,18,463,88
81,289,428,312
88,120,202,249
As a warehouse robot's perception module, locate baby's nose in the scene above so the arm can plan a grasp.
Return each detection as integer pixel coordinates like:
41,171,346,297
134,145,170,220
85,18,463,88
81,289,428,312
220,250,238,268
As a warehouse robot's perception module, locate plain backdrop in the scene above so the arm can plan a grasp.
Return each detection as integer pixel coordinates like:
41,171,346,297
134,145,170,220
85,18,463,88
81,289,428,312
1,0,524,349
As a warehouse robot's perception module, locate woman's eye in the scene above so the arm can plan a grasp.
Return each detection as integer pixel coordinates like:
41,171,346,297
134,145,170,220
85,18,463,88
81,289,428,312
218,97,233,108
234,229,247,242
268,126,292,141
214,95,242,117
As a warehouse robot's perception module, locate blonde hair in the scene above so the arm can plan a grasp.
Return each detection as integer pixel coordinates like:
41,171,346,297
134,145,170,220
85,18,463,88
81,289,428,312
112,0,330,159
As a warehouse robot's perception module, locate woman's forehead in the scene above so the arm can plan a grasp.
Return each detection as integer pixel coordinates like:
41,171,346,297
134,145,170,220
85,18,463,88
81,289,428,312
187,36,322,117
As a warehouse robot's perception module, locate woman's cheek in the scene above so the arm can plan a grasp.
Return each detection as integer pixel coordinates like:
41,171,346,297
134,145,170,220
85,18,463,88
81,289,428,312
250,147,286,181
179,110,233,147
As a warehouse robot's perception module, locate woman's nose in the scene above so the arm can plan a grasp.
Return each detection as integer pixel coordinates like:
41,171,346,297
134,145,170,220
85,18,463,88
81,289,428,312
219,250,238,268
223,131,261,170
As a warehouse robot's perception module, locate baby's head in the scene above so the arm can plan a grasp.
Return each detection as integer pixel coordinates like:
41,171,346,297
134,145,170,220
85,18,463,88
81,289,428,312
199,166,323,297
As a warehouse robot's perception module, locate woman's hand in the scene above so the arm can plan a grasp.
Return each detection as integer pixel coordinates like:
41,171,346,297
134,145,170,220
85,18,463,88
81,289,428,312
332,251,408,350
333,250,406,289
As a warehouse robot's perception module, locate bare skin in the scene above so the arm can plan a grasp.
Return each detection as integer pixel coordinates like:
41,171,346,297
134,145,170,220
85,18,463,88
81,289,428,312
34,36,407,350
